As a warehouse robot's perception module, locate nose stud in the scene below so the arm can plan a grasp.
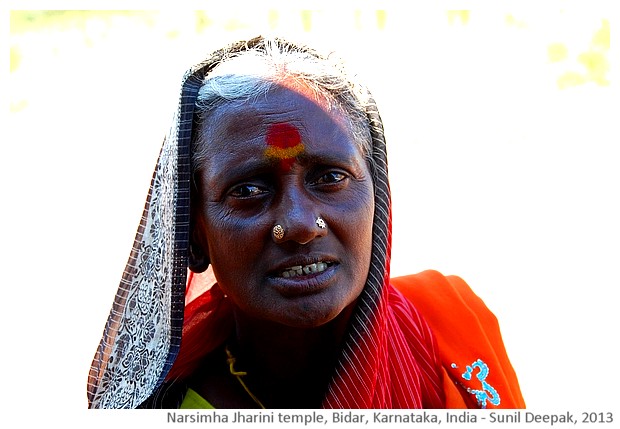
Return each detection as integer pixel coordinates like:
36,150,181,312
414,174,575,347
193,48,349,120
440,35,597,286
273,224,285,240
273,217,327,242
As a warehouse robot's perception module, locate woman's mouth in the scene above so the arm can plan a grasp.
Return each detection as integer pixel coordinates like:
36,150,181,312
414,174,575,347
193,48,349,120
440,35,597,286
269,259,339,297
280,261,334,278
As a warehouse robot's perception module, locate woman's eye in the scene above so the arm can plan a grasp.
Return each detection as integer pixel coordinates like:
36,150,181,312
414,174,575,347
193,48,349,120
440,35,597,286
229,184,265,198
315,171,347,185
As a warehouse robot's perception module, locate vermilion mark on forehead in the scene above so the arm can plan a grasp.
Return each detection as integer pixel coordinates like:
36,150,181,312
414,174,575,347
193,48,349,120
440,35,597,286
264,123,305,171
266,123,301,149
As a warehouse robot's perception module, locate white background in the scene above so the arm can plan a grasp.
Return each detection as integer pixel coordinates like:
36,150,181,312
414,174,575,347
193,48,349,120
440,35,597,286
2,1,618,426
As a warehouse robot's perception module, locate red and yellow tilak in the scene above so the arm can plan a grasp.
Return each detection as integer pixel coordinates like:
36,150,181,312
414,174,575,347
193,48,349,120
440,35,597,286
264,123,304,171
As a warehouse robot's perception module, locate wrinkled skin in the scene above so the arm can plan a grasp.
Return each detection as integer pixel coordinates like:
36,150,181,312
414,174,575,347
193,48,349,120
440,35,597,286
191,84,374,329
188,83,375,407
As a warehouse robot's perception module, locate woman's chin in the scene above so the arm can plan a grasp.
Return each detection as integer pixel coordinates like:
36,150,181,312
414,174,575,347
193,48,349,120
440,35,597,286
267,296,357,330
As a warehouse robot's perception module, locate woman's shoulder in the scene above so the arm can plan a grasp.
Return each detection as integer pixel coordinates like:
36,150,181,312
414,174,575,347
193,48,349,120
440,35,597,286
391,269,475,298
390,270,496,326
390,270,526,409
390,269,501,361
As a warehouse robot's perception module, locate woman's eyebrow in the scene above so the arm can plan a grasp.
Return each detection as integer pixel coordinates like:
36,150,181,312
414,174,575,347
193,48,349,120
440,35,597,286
217,158,277,181
297,150,360,167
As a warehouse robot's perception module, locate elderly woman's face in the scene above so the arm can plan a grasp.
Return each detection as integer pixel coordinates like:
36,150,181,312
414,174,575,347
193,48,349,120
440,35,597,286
192,84,374,328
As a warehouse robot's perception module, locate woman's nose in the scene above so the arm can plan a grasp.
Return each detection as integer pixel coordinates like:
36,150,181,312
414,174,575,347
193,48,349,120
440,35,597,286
275,187,327,245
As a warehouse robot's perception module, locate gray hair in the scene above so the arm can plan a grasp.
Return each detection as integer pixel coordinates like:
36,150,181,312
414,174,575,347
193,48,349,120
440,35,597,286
191,38,374,174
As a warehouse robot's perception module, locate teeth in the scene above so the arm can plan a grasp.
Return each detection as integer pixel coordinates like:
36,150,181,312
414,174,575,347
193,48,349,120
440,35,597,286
281,262,330,278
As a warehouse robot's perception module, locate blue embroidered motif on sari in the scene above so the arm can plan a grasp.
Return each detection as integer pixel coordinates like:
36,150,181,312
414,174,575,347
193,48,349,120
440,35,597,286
451,359,500,408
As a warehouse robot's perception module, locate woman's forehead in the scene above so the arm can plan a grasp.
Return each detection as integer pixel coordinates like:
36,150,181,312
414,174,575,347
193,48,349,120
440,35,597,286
200,86,354,154
193,89,367,183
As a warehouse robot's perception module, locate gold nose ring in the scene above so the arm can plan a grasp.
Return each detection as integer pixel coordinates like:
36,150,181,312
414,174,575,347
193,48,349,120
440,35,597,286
272,224,285,240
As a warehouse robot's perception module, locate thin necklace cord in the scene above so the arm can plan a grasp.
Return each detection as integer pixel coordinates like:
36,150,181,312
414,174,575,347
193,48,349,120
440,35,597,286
225,346,266,409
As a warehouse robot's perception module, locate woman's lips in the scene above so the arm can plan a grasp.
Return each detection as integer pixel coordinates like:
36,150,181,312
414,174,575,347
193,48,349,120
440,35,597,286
268,262,339,296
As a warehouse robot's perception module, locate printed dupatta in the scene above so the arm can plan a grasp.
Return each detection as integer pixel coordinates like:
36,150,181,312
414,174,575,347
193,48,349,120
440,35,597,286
87,37,445,409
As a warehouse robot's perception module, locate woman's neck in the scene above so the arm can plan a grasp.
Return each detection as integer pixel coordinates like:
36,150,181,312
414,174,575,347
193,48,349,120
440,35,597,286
229,304,354,408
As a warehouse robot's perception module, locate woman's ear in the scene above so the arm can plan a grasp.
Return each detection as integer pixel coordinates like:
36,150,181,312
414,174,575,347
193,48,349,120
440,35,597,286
188,219,210,273
189,239,210,273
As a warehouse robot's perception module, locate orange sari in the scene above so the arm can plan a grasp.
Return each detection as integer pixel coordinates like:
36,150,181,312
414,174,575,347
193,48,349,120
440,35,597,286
391,270,525,408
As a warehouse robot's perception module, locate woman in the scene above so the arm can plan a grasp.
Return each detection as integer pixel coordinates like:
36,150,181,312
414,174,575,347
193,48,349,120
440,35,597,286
87,36,524,409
